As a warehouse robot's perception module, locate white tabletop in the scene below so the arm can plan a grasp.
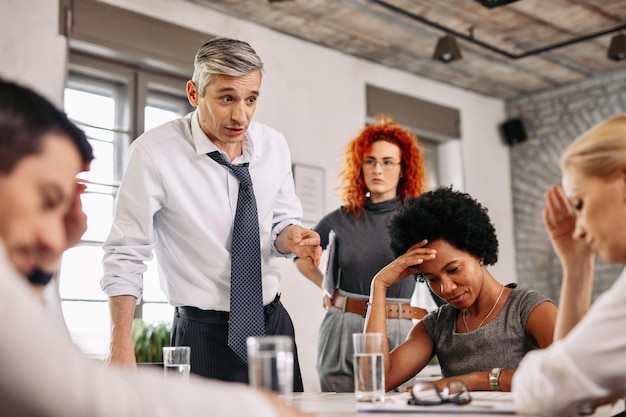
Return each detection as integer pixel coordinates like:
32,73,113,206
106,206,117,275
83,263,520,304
291,392,624,417
291,392,514,417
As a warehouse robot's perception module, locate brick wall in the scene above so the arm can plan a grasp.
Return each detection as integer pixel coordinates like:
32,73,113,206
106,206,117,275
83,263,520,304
506,68,626,302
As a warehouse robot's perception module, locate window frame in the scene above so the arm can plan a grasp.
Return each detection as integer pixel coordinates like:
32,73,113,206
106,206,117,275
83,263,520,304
60,53,193,358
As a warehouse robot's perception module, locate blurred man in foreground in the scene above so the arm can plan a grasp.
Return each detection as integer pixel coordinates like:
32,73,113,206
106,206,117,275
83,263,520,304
0,77,310,417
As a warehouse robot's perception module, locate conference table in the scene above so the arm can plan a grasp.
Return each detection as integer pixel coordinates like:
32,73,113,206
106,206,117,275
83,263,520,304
291,391,625,417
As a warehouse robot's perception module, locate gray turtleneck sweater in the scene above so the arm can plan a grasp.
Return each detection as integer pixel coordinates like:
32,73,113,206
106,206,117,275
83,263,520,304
313,197,414,298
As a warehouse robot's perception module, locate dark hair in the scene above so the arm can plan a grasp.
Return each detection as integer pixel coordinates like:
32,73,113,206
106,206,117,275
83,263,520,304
0,78,93,174
389,186,499,265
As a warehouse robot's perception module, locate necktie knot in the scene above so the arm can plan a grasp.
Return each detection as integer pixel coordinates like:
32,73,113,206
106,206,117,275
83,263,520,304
208,151,253,189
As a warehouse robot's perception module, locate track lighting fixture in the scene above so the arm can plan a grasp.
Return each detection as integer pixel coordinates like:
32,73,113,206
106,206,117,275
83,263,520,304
372,0,626,61
607,33,626,61
433,35,462,63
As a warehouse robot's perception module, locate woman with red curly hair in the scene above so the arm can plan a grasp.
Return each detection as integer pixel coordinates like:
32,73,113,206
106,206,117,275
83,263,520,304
296,116,434,392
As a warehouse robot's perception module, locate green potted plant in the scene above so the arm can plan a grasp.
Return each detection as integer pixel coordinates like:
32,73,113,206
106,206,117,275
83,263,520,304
131,318,171,363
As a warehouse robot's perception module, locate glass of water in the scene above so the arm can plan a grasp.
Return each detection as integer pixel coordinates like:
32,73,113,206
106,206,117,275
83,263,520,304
162,346,191,381
353,333,385,402
247,335,294,403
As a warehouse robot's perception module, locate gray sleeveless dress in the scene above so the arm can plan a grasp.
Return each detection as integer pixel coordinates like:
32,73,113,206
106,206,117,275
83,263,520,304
422,287,553,377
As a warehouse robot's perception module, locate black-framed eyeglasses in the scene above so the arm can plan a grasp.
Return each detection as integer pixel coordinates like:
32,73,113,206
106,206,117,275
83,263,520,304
408,381,472,406
362,158,401,171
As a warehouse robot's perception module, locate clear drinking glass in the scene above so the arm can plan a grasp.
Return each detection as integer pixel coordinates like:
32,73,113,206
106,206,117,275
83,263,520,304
162,346,191,380
352,333,385,403
247,335,294,403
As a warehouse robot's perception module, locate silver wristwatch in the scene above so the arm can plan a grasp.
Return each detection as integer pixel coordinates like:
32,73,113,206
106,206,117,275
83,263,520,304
489,367,502,391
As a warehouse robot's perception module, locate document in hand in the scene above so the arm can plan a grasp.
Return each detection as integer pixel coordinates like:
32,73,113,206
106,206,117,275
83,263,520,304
321,230,338,298
358,392,516,414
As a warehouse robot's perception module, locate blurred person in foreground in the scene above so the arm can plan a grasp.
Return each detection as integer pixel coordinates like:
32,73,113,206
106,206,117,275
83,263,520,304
101,37,321,389
513,114,626,417
365,187,557,392
0,77,310,417
295,116,437,392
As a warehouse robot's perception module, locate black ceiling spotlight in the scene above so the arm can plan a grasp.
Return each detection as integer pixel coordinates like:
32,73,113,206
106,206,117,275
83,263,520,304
473,0,521,8
433,35,462,63
607,33,626,61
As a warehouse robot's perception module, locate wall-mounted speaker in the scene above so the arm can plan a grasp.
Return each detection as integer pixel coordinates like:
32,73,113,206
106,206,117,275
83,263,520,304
500,118,527,146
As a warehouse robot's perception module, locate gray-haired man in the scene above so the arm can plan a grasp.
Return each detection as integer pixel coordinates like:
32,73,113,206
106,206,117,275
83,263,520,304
102,38,321,390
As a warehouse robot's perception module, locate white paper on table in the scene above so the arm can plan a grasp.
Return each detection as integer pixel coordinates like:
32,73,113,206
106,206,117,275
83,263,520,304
321,230,338,298
358,392,516,414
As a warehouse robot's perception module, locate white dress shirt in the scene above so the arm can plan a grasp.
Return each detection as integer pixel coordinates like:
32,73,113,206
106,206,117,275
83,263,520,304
101,111,303,310
0,241,278,417
513,268,626,417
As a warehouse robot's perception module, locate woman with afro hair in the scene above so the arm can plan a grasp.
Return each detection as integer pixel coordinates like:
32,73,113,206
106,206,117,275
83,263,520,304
364,186,557,393
295,116,436,392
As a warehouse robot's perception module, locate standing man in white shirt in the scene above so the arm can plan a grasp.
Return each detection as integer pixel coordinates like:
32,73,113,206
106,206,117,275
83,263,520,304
0,77,310,417
101,37,321,391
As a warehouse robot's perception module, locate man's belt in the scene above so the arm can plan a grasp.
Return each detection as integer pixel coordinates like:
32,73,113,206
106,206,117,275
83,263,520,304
332,294,427,320
176,293,281,325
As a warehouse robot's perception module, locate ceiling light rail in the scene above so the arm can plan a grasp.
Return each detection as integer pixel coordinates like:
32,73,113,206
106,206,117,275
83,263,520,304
368,0,626,60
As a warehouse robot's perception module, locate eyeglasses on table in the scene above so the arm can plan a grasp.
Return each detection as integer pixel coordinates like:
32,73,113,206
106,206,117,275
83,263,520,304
408,381,472,406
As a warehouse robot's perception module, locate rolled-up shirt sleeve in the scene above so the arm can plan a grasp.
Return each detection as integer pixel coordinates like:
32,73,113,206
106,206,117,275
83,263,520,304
269,142,303,258
101,140,164,302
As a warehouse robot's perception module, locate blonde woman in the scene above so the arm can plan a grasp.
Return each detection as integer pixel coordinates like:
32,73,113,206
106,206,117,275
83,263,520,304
513,114,626,416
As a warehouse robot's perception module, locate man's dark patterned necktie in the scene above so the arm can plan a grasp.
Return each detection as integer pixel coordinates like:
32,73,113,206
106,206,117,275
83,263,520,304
208,151,264,362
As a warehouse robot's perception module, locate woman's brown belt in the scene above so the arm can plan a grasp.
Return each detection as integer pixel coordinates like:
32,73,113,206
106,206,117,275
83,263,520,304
332,294,427,320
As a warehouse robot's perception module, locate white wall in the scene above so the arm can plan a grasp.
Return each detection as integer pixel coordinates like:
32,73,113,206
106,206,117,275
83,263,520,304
0,0,512,392
0,0,68,105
